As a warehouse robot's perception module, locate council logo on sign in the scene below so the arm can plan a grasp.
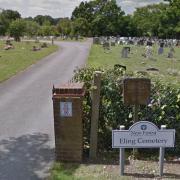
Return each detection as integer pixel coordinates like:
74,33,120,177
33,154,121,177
141,124,147,130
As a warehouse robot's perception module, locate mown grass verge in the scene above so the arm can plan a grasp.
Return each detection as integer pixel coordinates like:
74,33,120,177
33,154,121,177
0,41,58,82
88,44,180,86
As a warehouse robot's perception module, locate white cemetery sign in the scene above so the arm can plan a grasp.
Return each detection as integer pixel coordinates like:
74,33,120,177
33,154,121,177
112,121,175,148
112,121,175,176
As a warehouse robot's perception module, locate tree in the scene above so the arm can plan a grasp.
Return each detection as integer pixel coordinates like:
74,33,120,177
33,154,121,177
57,18,72,36
72,18,89,36
133,3,168,37
71,0,125,36
1,9,21,21
165,0,180,38
9,19,26,41
39,25,53,36
0,13,9,35
120,15,137,37
72,1,95,22
25,20,40,37
0,9,21,35
34,15,54,25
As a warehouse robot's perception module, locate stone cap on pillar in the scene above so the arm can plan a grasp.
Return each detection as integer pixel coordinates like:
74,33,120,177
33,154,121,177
52,82,85,98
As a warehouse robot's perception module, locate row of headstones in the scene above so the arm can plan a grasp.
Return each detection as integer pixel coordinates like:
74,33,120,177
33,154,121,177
0,39,49,51
93,36,116,45
93,36,180,47
121,46,175,59
23,35,82,41
93,37,177,58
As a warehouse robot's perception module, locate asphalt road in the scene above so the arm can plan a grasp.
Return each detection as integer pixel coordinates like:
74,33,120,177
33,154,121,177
0,39,92,180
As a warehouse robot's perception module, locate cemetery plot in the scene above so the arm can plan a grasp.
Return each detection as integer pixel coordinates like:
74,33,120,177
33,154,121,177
0,41,58,82
88,44,180,86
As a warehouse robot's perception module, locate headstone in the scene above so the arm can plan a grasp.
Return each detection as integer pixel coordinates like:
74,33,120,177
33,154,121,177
145,45,152,59
32,46,41,51
158,47,164,55
111,41,116,46
103,42,110,51
121,47,130,58
6,39,11,45
167,47,175,58
93,37,100,44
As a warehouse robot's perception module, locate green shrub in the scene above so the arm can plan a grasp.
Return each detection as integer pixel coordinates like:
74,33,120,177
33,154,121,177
73,67,180,155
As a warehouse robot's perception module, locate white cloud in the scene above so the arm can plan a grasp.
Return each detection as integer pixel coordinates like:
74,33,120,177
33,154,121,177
117,0,165,14
0,0,166,18
0,0,89,17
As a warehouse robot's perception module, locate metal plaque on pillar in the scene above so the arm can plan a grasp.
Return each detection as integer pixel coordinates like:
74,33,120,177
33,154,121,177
60,102,72,117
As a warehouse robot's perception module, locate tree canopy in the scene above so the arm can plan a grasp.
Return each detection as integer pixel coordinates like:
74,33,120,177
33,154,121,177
0,0,179,39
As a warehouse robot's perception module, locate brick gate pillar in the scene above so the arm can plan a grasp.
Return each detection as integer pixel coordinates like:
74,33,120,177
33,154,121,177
52,83,85,162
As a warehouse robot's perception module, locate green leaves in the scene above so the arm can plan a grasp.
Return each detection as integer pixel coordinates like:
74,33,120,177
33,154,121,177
74,67,180,153
9,19,26,41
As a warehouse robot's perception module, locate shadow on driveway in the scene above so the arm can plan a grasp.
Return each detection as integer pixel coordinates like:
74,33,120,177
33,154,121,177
0,133,54,180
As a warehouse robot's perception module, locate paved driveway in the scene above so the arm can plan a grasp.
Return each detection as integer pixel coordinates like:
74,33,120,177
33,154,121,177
0,39,92,179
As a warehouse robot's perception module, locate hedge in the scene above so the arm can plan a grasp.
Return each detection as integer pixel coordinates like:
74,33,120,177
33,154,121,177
73,67,180,155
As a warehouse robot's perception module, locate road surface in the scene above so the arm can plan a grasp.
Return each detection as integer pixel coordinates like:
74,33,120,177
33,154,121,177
0,39,92,179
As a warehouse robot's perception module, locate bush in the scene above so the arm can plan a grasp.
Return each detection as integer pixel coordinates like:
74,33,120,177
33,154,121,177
73,67,180,155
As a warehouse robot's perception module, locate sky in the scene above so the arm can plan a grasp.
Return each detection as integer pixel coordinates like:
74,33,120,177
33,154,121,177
0,0,165,18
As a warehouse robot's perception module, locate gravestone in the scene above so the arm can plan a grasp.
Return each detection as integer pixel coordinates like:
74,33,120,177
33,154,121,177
32,46,41,51
158,47,164,55
121,47,130,58
145,45,152,59
111,41,116,46
167,47,175,58
4,40,14,50
93,37,100,44
6,39,11,45
103,42,110,51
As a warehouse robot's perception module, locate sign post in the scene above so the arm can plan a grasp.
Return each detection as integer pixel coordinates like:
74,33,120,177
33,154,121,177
123,78,151,157
119,125,125,175
123,78,151,106
112,121,175,176
159,125,166,176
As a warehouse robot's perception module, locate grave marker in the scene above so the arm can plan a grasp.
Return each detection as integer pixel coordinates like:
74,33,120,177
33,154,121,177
121,47,130,58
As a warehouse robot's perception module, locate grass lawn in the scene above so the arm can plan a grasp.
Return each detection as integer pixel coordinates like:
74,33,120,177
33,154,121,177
50,159,180,180
0,40,58,82
88,44,180,85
